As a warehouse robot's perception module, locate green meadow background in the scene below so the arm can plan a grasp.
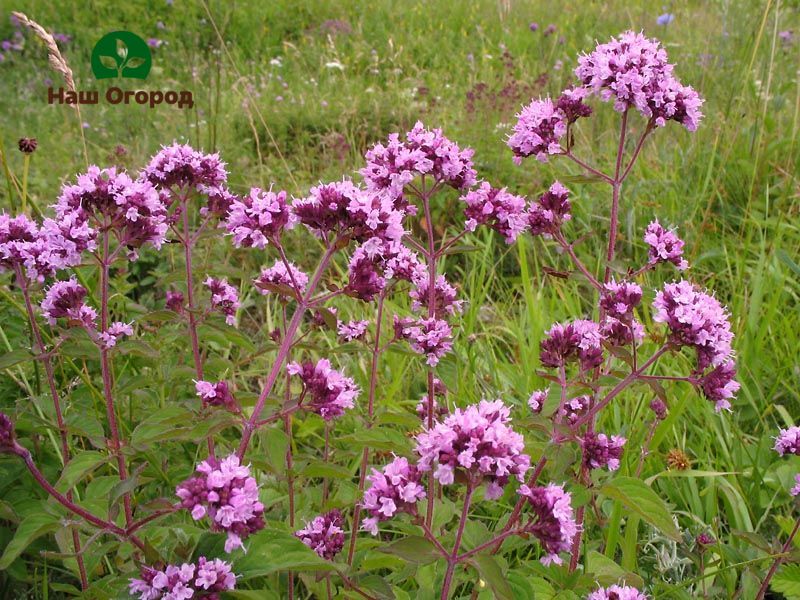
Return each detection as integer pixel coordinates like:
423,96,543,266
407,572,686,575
0,0,799,597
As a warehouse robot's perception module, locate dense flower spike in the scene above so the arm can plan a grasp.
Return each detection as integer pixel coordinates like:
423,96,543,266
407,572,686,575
55,167,168,252
395,316,454,366
361,456,426,535
518,483,578,565
527,181,572,236
600,280,642,319
337,319,369,342
587,585,649,600
204,277,240,326
653,280,734,368
461,182,529,243
141,143,228,195
644,220,688,270
128,557,236,599
529,389,548,414
575,30,703,130
582,432,626,471
415,399,530,499
254,259,308,295
382,242,426,282
195,380,238,412
176,454,265,553
362,121,476,198
600,316,644,347
540,320,603,371
555,87,593,123
294,510,345,560
508,98,567,163
774,426,800,456
225,187,293,248
346,246,386,301
98,322,134,349
40,278,97,328
409,274,463,316
287,358,359,421
698,360,740,412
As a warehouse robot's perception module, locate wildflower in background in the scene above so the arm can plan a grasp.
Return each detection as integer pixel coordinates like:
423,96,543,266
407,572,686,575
294,510,345,560
225,187,293,248
361,120,476,198
345,188,406,242
129,557,236,599
529,389,548,414
644,220,688,270
657,13,675,26
508,98,566,163
582,432,626,471
543,24,557,37
696,532,716,548
337,319,369,342
779,30,794,45
527,181,571,236
176,454,265,553
415,399,530,499
146,38,163,49
698,359,740,412
600,280,642,319
653,280,734,369
518,483,578,565
204,277,239,326
166,289,184,313
650,398,668,420
98,322,134,349
574,31,703,131
17,137,37,153
361,456,426,535
195,380,238,412
409,274,463,316
666,448,692,471
557,395,590,425
774,426,800,456
287,358,359,421
40,278,97,328
587,584,649,600
540,320,603,371
461,182,528,243
529,22,539,32
394,316,453,366
254,259,308,296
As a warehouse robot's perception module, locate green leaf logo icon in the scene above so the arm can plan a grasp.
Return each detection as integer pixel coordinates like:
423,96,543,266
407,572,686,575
91,31,151,80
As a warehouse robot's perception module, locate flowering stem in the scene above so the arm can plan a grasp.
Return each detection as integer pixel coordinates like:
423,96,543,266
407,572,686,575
563,152,613,184
604,109,628,283
756,515,800,600
440,482,474,600
418,520,451,558
422,190,437,528
281,308,296,600
457,528,521,561
238,241,338,458
554,232,602,291
347,292,386,565
619,122,654,183
495,455,548,551
99,233,134,527
15,268,88,589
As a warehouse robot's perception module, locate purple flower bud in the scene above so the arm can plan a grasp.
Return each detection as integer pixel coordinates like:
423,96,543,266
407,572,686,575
287,359,359,421
518,483,577,565
294,510,345,560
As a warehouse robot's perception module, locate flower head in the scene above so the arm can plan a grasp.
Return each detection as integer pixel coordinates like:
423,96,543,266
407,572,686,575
225,187,293,248
287,358,359,421
508,98,566,164
518,483,578,565
774,426,800,456
528,181,571,236
176,454,265,552
361,456,426,535
587,585,649,600
346,245,386,301
600,280,642,319
98,322,133,349
644,220,688,270
529,389,548,414
792,474,800,497
141,143,228,197
540,320,603,371
204,277,239,326
698,359,740,412
166,290,184,313
129,557,236,599
409,274,463,317
295,510,345,560
254,259,308,296
582,432,626,471
337,319,369,342
395,316,453,366
40,278,97,328
0,412,16,451
415,399,530,498
195,380,238,412
461,182,528,243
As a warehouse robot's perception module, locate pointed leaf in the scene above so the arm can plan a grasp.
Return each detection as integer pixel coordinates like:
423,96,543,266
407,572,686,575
600,477,680,541
0,512,61,569
99,55,118,69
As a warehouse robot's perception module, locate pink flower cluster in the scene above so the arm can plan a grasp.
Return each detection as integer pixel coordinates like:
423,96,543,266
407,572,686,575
0,412,15,450
527,181,572,236
254,259,308,296
582,432,626,471
337,319,369,342
361,456,426,535
601,280,642,319
394,316,453,366
644,220,688,270
128,557,236,600
415,399,530,499
40,278,97,327
294,509,345,560
508,98,567,163
225,187,293,248
557,395,590,425
204,277,239,326
98,321,134,349
540,320,603,371
287,358,359,421
528,389,548,414
362,121,476,198
195,380,238,412
518,483,578,565
587,585,649,600
574,30,703,130
774,426,800,456
698,360,740,412
461,182,528,243
176,454,265,553
409,274,463,317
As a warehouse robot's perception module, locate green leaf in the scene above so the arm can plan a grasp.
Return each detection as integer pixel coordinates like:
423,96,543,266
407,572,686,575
130,407,194,448
378,536,441,564
0,348,32,370
353,575,395,600
55,451,108,493
586,550,644,588
235,530,334,578
339,426,411,452
469,555,514,600
773,564,800,599
99,55,118,69
138,310,180,323
0,512,60,569
125,56,145,69
301,461,353,479
600,477,681,541
115,38,128,59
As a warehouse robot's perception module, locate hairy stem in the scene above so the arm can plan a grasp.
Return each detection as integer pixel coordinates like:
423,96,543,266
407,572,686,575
440,483,474,600
422,190,437,528
756,516,800,600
